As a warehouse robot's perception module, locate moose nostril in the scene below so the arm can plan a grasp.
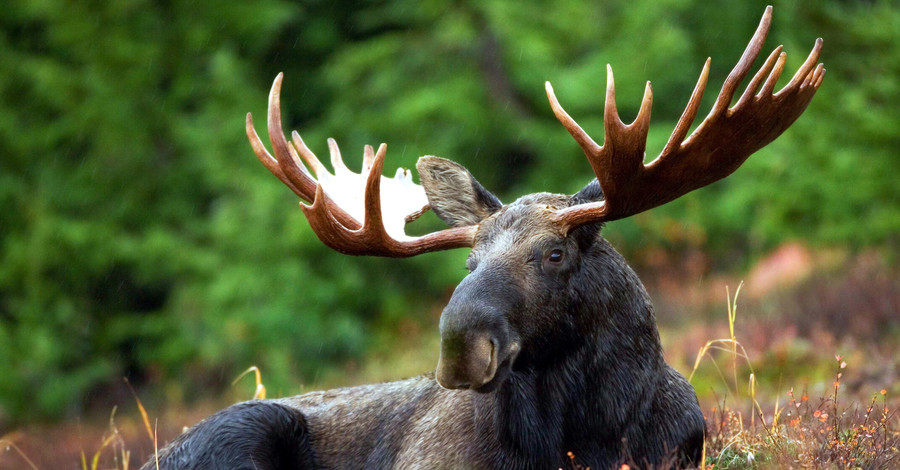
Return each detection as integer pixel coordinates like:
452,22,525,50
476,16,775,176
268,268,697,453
486,338,498,377
436,331,502,390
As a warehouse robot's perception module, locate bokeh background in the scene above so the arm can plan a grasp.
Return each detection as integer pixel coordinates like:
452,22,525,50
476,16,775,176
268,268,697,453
1,0,897,465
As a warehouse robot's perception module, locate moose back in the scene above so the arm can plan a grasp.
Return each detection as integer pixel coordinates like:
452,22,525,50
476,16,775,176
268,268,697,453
144,7,823,469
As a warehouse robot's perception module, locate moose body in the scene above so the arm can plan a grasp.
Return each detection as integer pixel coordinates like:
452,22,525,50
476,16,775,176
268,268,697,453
145,7,823,470
148,194,705,469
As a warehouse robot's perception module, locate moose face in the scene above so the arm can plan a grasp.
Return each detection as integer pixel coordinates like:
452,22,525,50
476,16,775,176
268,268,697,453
420,158,602,392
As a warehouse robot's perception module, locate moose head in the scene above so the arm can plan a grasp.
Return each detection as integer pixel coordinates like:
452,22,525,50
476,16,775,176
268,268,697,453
246,6,822,394
148,7,823,469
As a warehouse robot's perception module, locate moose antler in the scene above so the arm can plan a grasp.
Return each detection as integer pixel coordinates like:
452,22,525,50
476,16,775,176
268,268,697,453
246,73,476,256
546,5,825,229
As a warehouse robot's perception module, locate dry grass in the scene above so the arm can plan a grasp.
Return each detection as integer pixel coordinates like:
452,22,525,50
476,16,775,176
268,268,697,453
0,434,38,470
702,366,899,469
688,285,900,470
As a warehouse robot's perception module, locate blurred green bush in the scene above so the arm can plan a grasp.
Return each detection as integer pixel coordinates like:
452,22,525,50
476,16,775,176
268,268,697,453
0,0,896,423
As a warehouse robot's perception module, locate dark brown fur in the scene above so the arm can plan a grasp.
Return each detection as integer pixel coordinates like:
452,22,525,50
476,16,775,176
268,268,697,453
145,160,704,469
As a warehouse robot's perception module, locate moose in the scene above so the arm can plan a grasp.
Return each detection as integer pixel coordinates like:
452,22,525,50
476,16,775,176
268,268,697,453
145,7,823,469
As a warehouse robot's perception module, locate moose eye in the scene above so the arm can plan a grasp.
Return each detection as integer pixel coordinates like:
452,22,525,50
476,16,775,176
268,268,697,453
547,249,564,264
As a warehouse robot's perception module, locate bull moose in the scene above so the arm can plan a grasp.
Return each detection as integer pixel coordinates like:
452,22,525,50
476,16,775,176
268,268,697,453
144,7,823,469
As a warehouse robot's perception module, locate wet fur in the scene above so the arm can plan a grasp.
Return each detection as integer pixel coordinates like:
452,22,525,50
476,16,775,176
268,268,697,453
145,189,703,470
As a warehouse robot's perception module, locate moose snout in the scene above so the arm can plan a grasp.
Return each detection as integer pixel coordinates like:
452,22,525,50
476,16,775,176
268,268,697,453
436,332,498,390
436,265,521,391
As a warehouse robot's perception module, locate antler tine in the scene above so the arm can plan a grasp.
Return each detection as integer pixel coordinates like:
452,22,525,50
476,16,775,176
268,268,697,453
758,49,788,98
660,58,710,158
266,74,319,201
602,66,654,134
711,5,772,117
362,143,389,233
549,6,824,231
291,131,329,179
246,113,304,198
782,37,823,93
545,82,601,156
812,62,825,88
602,65,622,134
284,135,314,180
735,46,783,110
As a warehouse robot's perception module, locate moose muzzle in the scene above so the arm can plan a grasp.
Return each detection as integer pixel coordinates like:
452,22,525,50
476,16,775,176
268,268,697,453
436,331,498,390
435,266,520,392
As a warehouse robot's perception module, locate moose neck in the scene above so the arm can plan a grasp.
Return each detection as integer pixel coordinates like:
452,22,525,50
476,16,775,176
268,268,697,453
473,237,666,465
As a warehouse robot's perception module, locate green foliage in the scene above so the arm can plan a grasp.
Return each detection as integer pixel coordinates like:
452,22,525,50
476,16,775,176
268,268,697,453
0,0,300,420
0,0,896,423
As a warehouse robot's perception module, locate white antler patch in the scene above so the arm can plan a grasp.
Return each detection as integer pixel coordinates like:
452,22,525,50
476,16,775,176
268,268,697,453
297,138,428,241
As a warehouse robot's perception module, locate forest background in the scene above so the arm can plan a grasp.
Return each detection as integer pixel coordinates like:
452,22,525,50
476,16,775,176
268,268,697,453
0,0,897,465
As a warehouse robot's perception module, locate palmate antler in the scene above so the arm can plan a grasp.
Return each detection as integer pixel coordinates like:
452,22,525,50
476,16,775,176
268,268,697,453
248,6,823,257
546,5,824,230
246,74,476,256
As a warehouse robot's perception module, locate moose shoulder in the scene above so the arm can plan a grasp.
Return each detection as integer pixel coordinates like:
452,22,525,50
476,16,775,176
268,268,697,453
145,7,823,470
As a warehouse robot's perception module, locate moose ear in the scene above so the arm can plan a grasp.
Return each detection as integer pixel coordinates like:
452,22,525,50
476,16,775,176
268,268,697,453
573,178,605,204
417,156,502,227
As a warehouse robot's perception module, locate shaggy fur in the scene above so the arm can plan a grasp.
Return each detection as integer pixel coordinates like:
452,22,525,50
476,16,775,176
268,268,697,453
145,160,704,470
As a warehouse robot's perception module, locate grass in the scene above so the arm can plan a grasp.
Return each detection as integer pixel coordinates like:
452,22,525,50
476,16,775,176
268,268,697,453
688,284,900,469
80,407,132,470
0,435,38,470
701,375,898,469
